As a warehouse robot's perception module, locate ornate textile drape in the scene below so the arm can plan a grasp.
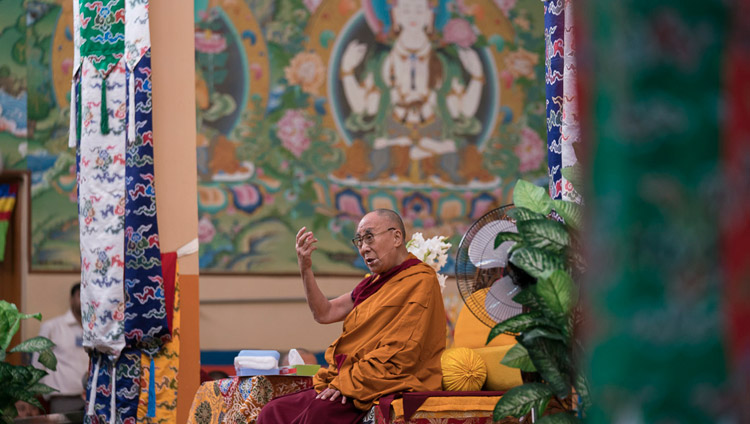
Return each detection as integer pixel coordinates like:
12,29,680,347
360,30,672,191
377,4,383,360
544,0,581,202
580,0,744,421
70,0,170,422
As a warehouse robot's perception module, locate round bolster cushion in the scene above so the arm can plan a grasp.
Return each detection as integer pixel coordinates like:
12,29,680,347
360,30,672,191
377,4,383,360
441,347,488,391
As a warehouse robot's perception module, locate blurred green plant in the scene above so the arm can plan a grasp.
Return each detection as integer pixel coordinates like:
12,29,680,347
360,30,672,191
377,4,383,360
0,301,57,423
488,180,589,423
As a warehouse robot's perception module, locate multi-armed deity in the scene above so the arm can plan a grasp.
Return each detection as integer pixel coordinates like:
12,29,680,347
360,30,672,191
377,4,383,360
333,0,494,184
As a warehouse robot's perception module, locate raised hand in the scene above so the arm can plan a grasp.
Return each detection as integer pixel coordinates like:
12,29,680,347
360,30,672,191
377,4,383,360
342,40,368,74
458,48,483,79
296,227,318,271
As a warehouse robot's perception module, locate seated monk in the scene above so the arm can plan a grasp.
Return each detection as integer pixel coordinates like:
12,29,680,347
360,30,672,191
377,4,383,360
257,209,445,424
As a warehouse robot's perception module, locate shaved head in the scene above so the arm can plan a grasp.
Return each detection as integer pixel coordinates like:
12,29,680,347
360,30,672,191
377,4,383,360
371,209,406,237
356,209,410,274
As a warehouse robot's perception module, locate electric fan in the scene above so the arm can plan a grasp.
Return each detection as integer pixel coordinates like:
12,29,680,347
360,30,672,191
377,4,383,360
455,205,523,329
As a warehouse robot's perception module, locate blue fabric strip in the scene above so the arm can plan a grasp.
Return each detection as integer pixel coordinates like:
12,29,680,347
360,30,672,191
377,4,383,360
148,356,156,417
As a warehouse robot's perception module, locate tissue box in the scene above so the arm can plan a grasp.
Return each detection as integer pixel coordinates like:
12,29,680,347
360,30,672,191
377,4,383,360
234,350,280,376
293,364,321,376
279,366,297,375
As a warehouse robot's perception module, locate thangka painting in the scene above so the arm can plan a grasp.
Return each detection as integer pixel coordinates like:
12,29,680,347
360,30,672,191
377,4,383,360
195,0,546,274
0,0,80,270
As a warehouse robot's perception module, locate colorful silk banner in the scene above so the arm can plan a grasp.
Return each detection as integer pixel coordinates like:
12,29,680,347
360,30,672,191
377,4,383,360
544,0,563,199
544,0,581,202
137,258,180,423
72,0,167,422
581,0,732,422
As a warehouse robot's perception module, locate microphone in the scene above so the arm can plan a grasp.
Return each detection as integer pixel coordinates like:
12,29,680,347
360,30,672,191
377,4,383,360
366,244,398,274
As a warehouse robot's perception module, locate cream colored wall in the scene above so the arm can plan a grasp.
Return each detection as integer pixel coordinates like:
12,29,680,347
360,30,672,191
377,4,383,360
199,274,353,352
198,273,459,353
23,273,459,352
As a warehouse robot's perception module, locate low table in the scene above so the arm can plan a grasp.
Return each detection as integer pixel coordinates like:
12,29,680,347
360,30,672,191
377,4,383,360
187,375,312,424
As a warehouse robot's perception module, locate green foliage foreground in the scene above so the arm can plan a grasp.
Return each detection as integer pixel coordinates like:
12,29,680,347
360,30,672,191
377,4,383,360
0,301,57,423
488,180,589,422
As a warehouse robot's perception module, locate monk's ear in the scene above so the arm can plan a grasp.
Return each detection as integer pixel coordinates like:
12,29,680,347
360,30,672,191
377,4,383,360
393,229,404,247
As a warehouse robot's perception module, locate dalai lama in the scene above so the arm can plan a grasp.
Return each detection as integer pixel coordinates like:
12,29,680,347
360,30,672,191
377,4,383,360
257,209,446,423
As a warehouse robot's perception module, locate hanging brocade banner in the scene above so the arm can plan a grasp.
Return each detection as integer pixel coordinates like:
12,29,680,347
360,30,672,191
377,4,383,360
544,0,564,199
71,0,169,422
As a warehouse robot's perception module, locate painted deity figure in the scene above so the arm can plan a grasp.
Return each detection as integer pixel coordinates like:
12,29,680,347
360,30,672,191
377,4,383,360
340,0,486,182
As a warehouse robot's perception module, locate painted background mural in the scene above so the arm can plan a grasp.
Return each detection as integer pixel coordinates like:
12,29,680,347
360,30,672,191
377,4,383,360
194,0,546,274
0,0,545,273
0,0,79,270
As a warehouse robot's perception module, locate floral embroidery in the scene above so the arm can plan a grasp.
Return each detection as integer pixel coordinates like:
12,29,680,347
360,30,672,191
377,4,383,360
194,401,213,424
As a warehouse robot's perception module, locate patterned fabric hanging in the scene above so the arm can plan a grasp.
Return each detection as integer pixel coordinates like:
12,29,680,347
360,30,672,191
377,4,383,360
85,348,142,424
544,0,582,202
77,52,128,358
544,0,564,199
559,0,582,203
137,254,180,423
124,50,168,356
71,0,168,422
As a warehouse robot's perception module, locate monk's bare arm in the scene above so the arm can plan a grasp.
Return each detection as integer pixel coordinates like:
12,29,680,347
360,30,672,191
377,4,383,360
296,227,355,324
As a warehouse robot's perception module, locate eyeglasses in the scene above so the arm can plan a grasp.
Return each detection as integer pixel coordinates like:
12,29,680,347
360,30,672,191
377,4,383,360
352,228,396,248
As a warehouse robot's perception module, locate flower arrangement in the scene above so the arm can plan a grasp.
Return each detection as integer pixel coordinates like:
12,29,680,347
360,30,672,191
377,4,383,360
406,233,452,292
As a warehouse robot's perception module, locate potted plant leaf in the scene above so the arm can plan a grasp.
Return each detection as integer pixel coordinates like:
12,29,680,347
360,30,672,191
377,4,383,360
0,300,58,423
487,179,590,423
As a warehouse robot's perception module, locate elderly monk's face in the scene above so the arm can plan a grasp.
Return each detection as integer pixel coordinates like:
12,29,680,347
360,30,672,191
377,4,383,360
355,213,400,274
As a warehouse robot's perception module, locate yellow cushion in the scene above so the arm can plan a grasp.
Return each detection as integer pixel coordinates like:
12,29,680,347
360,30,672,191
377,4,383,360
453,288,517,349
441,347,487,391
473,345,523,391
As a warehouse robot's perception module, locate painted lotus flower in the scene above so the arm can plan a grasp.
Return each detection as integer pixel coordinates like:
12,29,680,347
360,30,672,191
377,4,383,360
277,109,315,158
198,215,216,243
515,126,545,172
195,30,227,54
504,47,539,80
284,52,326,95
443,18,477,48
230,184,263,214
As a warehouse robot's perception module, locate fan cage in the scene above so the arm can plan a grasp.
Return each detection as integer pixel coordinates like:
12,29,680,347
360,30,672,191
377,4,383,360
454,204,521,330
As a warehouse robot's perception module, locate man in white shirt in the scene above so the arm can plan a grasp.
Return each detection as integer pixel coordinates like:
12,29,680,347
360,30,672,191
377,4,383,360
34,283,89,413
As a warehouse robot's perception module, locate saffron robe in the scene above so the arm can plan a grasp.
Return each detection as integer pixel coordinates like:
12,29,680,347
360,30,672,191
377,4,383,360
314,260,446,410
